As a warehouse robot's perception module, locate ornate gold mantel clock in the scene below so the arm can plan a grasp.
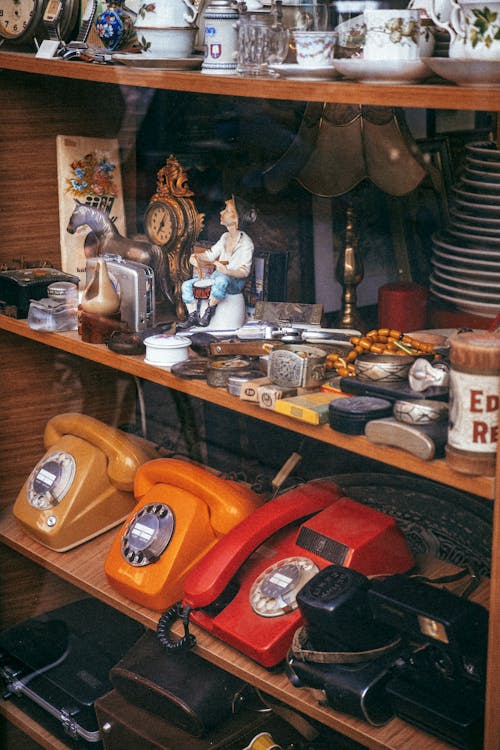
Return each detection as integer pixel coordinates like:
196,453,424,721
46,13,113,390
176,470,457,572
144,155,204,319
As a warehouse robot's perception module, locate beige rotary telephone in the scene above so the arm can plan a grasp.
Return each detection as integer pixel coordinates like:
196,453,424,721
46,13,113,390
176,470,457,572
13,413,156,552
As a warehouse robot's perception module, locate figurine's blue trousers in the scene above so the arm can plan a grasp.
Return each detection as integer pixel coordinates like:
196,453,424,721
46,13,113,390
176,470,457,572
181,271,246,303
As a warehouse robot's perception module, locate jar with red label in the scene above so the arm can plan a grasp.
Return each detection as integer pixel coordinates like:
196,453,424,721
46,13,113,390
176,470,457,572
446,331,500,476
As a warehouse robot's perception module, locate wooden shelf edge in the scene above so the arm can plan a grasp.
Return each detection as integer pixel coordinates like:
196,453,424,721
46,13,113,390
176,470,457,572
0,701,71,750
1,50,500,110
0,512,461,750
0,318,495,500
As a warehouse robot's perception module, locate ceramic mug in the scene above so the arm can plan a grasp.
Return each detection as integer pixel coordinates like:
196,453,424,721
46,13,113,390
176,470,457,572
363,9,421,60
136,26,197,56
428,0,500,57
293,29,337,67
135,0,200,28
409,0,453,24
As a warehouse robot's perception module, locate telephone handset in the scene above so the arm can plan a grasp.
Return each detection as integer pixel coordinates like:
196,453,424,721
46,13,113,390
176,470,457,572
163,480,414,668
13,413,156,552
104,458,262,612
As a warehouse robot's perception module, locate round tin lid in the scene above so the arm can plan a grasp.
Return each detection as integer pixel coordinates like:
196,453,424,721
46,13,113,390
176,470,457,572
330,396,393,420
143,334,191,349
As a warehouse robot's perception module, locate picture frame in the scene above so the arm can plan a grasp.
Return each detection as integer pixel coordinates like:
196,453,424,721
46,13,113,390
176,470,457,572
245,249,289,319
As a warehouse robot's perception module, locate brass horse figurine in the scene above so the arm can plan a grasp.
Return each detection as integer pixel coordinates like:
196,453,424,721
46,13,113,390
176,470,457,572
66,199,174,311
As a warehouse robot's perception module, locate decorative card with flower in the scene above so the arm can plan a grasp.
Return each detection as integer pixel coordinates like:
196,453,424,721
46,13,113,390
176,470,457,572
56,135,126,286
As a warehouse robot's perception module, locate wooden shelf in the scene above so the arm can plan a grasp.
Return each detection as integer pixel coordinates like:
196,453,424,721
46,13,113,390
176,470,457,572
0,317,494,501
0,507,488,750
0,701,70,750
1,50,500,110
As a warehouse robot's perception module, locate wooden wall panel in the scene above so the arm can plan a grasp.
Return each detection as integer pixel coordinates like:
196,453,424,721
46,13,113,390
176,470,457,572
0,331,136,505
0,71,132,267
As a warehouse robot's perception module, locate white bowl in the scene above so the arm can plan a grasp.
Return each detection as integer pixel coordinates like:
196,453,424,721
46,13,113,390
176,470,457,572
144,334,191,367
135,26,197,57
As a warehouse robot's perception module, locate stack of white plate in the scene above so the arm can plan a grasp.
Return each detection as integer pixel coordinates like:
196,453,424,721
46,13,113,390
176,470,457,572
430,141,500,318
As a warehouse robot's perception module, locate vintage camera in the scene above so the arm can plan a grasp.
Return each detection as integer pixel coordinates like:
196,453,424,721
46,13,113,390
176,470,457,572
370,574,487,750
286,565,488,749
86,254,155,332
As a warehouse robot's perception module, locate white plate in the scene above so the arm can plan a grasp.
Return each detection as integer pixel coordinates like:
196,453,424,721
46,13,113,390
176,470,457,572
270,63,339,79
433,245,500,270
423,57,500,87
430,275,500,301
430,284,500,316
464,167,500,185
453,185,500,205
333,58,431,84
433,233,500,258
465,141,500,161
432,257,500,279
453,195,500,215
113,54,203,69
432,268,500,292
449,219,500,237
461,175,500,193
446,226,500,246
465,155,500,174
450,208,500,228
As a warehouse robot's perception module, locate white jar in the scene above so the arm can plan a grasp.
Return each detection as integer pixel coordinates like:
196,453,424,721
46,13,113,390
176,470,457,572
144,334,191,367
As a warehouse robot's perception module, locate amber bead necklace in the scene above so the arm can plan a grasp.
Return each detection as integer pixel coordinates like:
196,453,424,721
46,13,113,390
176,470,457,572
326,328,439,378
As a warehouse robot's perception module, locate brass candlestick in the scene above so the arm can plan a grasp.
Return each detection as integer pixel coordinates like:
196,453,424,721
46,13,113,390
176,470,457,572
333,205,365,331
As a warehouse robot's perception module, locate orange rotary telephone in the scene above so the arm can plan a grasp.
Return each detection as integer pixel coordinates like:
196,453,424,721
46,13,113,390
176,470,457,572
104,458,262,611
13,413,156,552
160,479,414,668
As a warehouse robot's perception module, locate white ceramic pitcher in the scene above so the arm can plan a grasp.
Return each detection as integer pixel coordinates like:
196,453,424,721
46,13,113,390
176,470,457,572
135,0,201,28
426,0,500,57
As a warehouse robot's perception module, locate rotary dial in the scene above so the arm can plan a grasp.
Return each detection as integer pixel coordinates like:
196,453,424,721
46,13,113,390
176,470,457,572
27,450,76,510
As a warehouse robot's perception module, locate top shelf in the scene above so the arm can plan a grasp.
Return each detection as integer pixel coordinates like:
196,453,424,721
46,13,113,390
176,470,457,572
1,50,500,110
0,315,495,501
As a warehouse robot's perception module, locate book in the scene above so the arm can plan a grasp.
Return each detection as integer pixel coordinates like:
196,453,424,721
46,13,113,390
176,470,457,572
56,135,126,287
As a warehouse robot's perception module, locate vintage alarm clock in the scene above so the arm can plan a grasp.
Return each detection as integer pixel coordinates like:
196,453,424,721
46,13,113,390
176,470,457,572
144,156,204,253
143,155,204,318
0,0,79,45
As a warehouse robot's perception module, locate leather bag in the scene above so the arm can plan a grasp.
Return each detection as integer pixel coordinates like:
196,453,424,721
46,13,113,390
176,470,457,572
110,631,248,737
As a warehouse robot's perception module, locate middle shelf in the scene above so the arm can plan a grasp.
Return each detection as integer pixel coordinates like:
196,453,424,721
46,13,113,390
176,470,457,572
0,317,494,500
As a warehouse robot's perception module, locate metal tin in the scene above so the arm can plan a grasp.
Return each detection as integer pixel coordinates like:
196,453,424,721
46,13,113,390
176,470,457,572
268,345,327,389
393,399,449,425
207,356,255,387
329,396,393,435
227,371,262,396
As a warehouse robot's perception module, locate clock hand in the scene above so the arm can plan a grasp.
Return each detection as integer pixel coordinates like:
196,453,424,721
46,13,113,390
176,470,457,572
158,211,167,231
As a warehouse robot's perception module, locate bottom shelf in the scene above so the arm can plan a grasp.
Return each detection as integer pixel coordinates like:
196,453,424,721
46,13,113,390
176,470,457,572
0,507,488,750
0,702,68,750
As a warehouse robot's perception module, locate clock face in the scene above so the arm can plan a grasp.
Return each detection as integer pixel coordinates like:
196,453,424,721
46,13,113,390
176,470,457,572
0,0,45,42
144,201,177,247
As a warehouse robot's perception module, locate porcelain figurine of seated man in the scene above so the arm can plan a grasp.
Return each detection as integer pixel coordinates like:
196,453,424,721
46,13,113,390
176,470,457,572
177,196,257,330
